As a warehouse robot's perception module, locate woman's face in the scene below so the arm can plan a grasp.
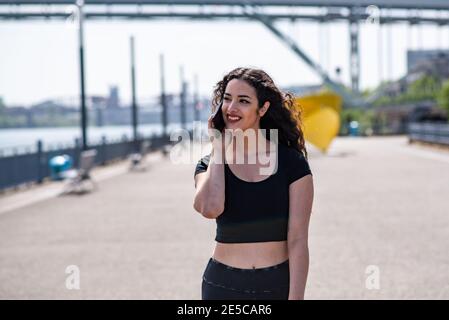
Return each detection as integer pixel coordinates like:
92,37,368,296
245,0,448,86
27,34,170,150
221,79,269,132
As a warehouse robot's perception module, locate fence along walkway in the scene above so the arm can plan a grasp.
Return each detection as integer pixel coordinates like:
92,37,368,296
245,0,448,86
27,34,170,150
408,122,449,146
0,134,173,192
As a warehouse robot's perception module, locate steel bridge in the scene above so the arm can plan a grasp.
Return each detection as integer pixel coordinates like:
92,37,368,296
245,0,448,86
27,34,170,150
2,1,449,96
2,1,449,147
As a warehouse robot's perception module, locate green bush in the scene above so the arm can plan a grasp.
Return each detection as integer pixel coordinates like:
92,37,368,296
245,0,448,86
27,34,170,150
373,75,442,107
340,108,375,136
437,79,449,118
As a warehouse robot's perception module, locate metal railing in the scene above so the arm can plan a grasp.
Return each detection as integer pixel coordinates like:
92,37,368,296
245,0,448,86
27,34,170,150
0,133,177,192
408,122,449,146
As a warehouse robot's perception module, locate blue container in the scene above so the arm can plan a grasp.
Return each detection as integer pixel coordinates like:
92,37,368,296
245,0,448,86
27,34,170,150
49,154,73,180
348,121,359,136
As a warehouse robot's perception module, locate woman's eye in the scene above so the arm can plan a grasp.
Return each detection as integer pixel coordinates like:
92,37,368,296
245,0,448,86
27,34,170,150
223,97,249,103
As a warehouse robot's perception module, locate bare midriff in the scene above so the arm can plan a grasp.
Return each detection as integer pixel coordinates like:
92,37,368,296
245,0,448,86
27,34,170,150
213,241,289,269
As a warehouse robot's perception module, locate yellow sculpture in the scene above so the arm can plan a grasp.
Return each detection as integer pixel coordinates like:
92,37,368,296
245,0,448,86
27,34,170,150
294,92,342,153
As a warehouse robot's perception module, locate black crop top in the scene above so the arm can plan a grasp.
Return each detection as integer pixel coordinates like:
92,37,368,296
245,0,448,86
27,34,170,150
194,143,312,243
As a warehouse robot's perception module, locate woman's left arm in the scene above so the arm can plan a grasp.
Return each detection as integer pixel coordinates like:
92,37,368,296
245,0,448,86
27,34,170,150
287,174,314,300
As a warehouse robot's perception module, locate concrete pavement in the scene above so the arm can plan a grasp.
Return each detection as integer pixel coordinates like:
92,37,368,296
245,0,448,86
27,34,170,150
0,136,448,299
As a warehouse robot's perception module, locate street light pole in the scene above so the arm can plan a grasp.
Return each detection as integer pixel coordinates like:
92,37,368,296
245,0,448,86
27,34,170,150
179,65,187,130
194,74,200,122
160,54,168,137
77,0,88,151
130,35,139,152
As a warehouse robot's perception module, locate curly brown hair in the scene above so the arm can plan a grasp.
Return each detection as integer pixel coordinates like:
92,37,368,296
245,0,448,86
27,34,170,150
211,67,308,159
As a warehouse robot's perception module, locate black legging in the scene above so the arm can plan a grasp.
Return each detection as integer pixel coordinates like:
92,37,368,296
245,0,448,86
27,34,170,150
201,257,290,300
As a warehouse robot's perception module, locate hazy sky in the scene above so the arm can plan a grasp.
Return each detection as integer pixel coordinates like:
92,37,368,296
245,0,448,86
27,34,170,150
1,15,448,106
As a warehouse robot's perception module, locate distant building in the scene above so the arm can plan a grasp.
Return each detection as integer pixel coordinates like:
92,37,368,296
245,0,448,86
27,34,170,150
381,49,449,98
90,96,107,127
1,84,212,128
407,49,449,73
370,49,449,134
106,86,120,109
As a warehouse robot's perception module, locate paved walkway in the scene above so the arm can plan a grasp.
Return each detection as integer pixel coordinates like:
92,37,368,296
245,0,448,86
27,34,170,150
0,136,448,299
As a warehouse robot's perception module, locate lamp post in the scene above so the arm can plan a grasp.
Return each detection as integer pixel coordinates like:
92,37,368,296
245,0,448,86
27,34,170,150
130,36,139,152
76,0,88,150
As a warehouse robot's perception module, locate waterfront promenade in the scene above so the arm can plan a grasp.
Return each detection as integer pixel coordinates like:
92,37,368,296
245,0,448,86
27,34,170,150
0,136,448,299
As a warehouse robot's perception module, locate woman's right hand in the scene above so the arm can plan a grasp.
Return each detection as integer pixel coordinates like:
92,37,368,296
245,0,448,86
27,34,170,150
208,114,231,162
207,114,217,137
194,114,227,218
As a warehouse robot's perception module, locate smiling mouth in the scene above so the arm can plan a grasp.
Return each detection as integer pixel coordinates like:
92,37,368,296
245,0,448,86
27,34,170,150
227,115,242,123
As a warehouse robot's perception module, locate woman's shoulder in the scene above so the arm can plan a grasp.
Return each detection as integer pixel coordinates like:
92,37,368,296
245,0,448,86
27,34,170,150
277,142,304,157
277,143,312,184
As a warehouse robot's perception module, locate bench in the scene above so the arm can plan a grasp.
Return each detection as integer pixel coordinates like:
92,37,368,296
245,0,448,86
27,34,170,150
60,149,98,194
129,140,151,172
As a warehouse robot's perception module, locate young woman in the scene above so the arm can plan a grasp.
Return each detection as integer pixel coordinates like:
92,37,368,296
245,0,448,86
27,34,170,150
193,67,314,300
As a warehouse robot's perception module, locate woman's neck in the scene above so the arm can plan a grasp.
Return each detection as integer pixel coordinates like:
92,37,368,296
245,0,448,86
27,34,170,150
225,127,272,164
